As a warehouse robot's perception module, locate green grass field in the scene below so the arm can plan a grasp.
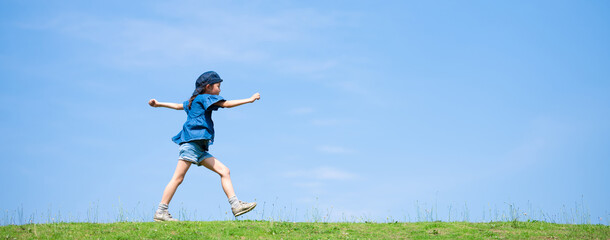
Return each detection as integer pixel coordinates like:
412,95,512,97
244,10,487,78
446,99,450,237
1,220,608,239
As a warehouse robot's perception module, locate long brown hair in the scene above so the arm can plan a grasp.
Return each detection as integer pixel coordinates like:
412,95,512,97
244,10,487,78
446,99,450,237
188,86,206,110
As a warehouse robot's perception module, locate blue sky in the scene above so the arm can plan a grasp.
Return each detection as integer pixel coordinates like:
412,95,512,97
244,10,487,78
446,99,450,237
1,1,609,224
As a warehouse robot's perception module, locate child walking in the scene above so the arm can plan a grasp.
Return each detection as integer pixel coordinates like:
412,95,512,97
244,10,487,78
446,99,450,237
148,71,260,222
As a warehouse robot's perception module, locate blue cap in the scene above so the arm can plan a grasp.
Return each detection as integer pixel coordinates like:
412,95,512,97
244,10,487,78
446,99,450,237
193,71,223,95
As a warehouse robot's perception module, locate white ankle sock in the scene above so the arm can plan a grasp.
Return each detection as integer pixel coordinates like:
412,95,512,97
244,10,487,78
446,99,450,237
158,203,169,212
229,196,239,208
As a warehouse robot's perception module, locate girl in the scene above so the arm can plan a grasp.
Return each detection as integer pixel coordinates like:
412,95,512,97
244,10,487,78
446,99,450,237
148,71,260,222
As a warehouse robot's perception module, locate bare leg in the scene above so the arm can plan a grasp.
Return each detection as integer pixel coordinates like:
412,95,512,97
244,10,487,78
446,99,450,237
201,157,236,198
160,160,192,205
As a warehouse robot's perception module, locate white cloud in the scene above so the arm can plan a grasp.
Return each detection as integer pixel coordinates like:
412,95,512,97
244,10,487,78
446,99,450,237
276,59,339,75
41,14,268,67
315,167,357,180
283,166,357,181
311,118,355,126
293,181,323,189
331,80,370,97
289,107,315,115
22,4,383,99
316,145,356,154
36,4,350,73
429,116,571,189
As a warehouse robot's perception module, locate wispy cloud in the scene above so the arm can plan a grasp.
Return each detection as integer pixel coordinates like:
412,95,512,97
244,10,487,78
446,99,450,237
38,14,268,67
429,116,571,189
310,118,357,126
34,4,352,73
22,4,380,98
288,107,315,115
330,80,371,97
316,145,356,154
275,59,339,75
283,166,357,181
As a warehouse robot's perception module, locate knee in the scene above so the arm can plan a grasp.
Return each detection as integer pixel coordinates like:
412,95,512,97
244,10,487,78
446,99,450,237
172,176,185,185
219,167,230,177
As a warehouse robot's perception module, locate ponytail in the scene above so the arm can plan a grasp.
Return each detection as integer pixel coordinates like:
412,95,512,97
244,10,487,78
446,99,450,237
187,94,198,110
188,87,205,110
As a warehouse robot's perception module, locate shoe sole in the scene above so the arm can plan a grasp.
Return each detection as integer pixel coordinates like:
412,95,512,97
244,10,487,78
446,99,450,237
234,203,257,217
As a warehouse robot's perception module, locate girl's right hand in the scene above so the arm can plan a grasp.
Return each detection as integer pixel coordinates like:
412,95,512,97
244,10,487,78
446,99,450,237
250,93,261,102
148,99,158,107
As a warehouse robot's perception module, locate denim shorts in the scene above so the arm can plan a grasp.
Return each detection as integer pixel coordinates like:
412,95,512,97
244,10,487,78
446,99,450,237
178,140,214,166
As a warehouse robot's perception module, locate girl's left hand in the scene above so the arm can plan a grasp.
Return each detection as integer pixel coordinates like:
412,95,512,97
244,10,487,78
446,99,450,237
148,99,158,107
251,93,261,102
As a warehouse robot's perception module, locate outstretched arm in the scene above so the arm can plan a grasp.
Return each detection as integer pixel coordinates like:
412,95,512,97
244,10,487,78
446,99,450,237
149,99,184,110
215,93,260,108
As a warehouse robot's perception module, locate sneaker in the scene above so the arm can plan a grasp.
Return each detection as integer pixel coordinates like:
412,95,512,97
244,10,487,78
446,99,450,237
232,200,257,217
154,210,179,222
